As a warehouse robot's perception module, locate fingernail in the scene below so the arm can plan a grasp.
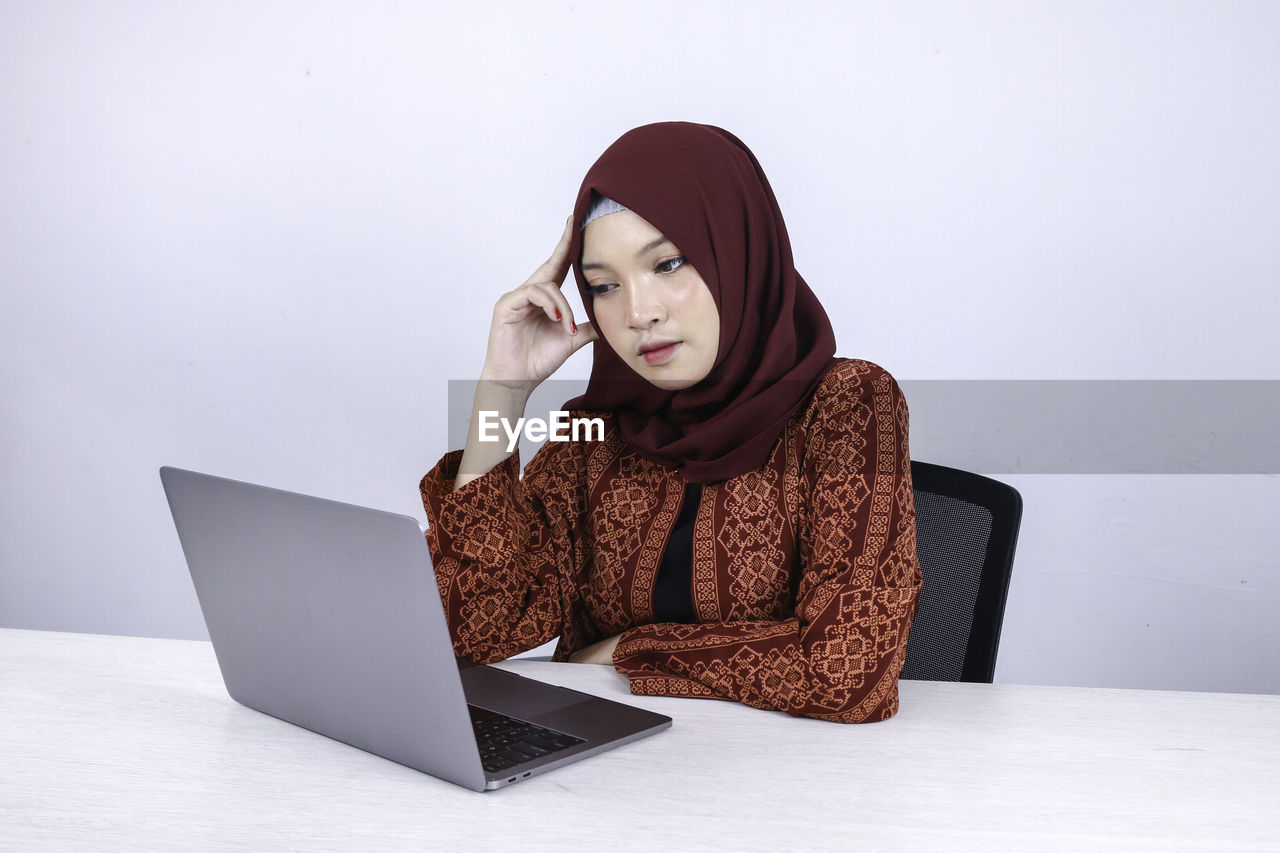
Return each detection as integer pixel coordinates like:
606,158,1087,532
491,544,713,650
572,322,578,335
555,309,562,320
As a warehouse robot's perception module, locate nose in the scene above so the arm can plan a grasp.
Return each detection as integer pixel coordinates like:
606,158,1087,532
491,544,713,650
625,281,666,329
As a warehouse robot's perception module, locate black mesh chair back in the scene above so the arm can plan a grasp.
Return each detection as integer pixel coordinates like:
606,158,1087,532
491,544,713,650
901,461,1022,683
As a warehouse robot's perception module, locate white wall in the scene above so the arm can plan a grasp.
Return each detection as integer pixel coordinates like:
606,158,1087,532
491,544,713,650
3,1,1277,692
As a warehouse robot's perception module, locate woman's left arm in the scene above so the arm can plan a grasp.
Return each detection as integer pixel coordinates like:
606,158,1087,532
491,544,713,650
610,364,922,723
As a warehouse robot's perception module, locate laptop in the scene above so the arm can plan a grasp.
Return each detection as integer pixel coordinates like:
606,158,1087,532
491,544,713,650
160,466,671,791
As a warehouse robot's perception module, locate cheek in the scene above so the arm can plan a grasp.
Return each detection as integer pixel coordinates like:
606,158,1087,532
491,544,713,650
591,300,628,348
670,276,707,311
679,279,720,339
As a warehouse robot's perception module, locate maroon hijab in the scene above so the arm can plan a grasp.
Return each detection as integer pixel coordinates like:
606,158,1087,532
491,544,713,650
566,122,837,483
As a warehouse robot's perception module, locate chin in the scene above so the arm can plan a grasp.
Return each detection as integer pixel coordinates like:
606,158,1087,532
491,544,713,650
637,369,705,391
629,356,712,391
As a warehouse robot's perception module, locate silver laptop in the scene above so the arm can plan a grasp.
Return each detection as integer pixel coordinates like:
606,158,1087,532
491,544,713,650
160,466,671,791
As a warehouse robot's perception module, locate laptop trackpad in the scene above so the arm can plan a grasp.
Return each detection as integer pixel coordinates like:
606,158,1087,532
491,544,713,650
461,664,588,718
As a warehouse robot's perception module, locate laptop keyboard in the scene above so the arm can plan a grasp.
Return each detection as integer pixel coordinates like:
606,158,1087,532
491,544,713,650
468,705,586,774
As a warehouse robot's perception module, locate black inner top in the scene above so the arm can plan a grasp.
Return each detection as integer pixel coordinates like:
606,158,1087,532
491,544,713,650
651,481,702,624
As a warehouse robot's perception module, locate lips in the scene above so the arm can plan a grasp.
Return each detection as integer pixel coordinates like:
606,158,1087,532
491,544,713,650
638,340,681,366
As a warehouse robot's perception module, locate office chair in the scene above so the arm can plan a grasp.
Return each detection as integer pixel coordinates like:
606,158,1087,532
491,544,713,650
901,460,1023,683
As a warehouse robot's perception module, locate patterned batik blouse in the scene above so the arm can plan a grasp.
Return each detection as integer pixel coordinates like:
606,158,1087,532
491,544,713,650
420,359,922,723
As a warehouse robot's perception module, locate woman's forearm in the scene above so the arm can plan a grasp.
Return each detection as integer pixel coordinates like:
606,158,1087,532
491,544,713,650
453,377,532,491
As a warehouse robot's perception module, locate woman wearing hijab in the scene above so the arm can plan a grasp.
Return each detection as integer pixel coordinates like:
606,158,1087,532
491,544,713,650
421,122,921,723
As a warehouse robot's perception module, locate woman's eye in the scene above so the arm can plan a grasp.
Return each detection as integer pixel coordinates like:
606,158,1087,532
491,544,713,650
656,256,686,274
587,282,617,297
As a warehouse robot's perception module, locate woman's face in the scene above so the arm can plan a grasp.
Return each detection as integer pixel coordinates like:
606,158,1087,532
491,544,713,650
581,209,720,391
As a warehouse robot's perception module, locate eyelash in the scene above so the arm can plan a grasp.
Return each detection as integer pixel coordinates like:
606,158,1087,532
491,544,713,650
587,255,687,297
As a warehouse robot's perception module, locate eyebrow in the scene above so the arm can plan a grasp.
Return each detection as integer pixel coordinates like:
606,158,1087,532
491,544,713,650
581,236,672,271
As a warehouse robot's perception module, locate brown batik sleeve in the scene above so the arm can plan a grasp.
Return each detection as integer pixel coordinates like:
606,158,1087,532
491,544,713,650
419,437,594,664
611,364,923,723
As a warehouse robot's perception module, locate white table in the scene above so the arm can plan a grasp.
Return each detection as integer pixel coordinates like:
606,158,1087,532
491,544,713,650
2,628,1278,851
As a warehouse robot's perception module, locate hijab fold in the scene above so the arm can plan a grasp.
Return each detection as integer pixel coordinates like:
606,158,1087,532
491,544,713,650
566,122,837,484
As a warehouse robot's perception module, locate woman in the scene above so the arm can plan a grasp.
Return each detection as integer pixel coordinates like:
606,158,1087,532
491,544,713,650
421,122,920,723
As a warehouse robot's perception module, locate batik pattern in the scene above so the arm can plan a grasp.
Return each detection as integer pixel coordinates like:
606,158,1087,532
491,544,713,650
421,359,921,723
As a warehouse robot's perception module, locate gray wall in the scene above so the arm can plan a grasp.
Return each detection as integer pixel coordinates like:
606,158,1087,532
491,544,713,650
3,1,1277,694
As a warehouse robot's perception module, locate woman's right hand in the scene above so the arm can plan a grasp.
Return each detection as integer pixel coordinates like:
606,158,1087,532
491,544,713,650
479,216,598,391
